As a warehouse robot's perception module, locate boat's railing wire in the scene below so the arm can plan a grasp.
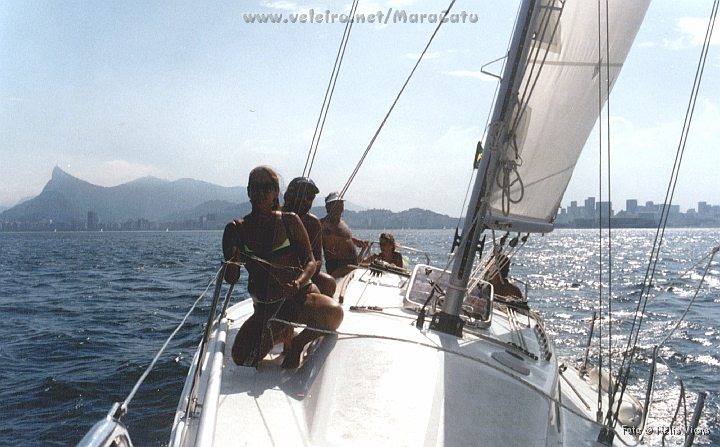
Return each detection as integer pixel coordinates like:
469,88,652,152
77,265,225,447
610,0,719,433
396,244,431,265
119,265,224,419
184,263,235,418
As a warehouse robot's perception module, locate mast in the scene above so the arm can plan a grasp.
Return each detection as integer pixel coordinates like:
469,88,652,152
433,0,540,335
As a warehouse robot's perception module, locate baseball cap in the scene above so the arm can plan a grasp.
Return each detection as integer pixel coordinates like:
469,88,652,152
325,192,345,204
287,177,319,195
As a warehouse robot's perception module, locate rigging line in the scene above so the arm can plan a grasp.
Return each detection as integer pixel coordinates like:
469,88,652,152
118,268,219,418
663,380,686,447
619,0,718,381
339,0,458,198
460,0,523,228
497,1,565,217
607,246,717,334
657,246,717,349
228,252,304,278
303,0,361,179
603,0,617,424
509,0,567,146
457,0,524,228
612,0,719,426
595,0,605,417
226,251,307,301
456,169,478,229
459,56,506,228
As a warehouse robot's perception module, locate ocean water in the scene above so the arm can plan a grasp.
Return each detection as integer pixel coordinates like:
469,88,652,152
0,229,718,446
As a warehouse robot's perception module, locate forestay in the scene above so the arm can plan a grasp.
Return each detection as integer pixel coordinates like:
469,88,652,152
483,0,651,229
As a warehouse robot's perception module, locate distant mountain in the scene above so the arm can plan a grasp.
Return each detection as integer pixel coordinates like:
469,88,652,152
17,195,37,205
0,168,457,230
308,206,456,229
344,208,457,229
0,167,247,224
164,200,252,230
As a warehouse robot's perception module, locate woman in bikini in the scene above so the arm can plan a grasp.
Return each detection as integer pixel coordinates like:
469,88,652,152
362,232,404,268
222,166,343,368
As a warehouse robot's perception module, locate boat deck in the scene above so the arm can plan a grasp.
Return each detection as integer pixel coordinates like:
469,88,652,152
171,265,641,447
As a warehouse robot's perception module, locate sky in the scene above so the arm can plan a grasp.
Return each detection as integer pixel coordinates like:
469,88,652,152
1,0,718,217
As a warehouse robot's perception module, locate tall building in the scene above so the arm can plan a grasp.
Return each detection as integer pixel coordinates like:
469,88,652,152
698,202,709,215
626,199,638,215
584,197,596,218
87,211,99,231
597,201,613,218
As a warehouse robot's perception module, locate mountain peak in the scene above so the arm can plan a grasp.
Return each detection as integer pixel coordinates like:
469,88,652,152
44,166,91,193
51,165,71,180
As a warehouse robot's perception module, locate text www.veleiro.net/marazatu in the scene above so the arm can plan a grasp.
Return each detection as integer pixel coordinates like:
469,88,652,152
243,9,479,25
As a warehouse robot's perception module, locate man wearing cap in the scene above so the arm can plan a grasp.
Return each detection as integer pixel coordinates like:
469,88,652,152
283,177,336,297
321,192,368,278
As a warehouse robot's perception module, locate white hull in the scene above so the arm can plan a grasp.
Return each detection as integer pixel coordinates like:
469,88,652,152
169,265,643,447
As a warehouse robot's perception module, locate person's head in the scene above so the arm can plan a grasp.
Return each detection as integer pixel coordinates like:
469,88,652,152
247,166,281,210
325,192,345,216
284,177,319,216
379,232,396,252
492,253,511,280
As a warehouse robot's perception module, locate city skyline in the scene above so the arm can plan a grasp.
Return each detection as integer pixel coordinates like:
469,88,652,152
561,196,715,215
556,195,720,228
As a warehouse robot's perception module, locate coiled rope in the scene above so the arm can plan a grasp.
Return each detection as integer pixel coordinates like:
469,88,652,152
495,0,565,217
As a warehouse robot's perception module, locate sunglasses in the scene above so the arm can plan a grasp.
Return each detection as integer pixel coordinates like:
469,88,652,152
288,190,316,200
249,182,277,194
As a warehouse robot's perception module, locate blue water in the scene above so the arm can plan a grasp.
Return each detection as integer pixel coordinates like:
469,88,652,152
0,229,717,446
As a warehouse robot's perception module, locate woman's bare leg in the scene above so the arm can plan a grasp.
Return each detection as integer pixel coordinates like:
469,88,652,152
281,293,343,368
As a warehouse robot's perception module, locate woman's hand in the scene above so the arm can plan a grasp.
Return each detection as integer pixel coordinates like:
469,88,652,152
285,278,301,295
224,247,243,284
225,263,241,284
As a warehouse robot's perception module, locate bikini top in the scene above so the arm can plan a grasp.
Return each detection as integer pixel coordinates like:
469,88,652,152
240,212,296,262
243,235,292,259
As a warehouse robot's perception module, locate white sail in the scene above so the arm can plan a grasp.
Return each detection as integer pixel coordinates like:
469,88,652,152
483,0,651,230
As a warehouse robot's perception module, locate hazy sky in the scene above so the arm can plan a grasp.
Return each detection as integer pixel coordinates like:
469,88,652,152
1,0,718,216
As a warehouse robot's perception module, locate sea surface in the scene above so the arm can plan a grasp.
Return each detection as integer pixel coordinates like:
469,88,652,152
0,229,718,446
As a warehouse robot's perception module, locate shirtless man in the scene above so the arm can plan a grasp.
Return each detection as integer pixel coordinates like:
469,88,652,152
485,253,523,299
320,192,368,278
283,177,336,296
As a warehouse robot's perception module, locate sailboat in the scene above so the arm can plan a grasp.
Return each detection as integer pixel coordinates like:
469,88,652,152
77,0,712,446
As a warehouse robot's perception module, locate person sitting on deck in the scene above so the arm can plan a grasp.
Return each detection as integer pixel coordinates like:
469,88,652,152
282,176,337,297
362,232,404,268
464,252,523,320
320,192,369,278
484,252,523,300
223,166,343,369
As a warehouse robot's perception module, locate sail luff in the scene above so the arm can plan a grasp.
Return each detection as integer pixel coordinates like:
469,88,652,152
483,0,652,230
439,0,651,328
438,0,540,328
